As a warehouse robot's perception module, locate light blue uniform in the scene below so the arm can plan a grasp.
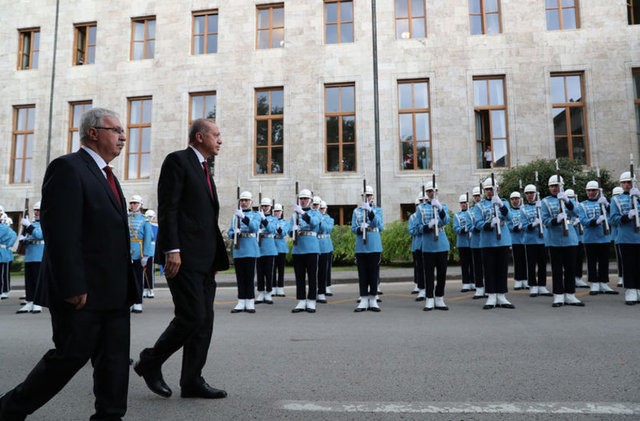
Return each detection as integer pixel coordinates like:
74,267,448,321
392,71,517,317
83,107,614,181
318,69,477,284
258,215,278,257
228,210,261,258
23,221,44,263
470,199,512,248
578,199,611,244
128,212,154,260
507,206,528,245
0,224,17,263
522,202,546,245
408,212,422,252
541,196,579,247
274,218,290,254
453,210,473,249
318,213,335,254
610,193,640,244
290,209,321,254
352,206,383,253
408,203,450,253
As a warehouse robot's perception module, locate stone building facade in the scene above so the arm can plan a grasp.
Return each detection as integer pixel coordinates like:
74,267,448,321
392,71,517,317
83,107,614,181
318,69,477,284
1,0,639,226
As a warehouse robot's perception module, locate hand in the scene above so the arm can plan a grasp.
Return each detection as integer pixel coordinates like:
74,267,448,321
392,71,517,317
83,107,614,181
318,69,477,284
535,200,542,209
294,204,304,215
17,234,26,241
597,196,609,206
64,293,87,310
428,218,436,228
556,212,566,223
21,217,31,227
259,210,266,220
596,215,606,225
572,218,580,226
141,256,149,267
361,221,369,230
628,209,637,219
361,201,371,211
517,222,523,230
277,227,282,234
557,192,567,202
531,218,540,227
491,195,502,206
631,187,640,197
292,224,299,232
163,252,181,279
233,227,241,235
234,209,244,219
430,198,441,211
490,216,500,227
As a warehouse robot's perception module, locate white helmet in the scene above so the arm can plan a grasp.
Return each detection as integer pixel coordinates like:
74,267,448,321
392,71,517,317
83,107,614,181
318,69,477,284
585,180,599,190
33,201,41,210
612,186,623,195
565,188,575,198
239,191,252,200
548,175,564,186
458,194,468,203
524,184,536,193
482,177,497,189
260,197,273,206
144,209,156,219
510,192,521,199
424,182,437,192
620,171,632,182
312,196,322,205
472,186,481,196
362,185,374,195
273,203,283,211
320,201,327,209
298,189,312,199
129,194,143,204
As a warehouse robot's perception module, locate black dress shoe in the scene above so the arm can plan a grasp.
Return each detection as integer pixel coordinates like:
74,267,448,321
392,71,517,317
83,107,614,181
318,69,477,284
482,304,495,310
264,300,274,304
354,307,367,312
325,292,333,296
133,362,172,398
181,382,227,399
604,291,620,295
435,306,449,311
588,291,599,296
552,302,563,307
316,299,327,304
529,293,538,297
291,308,305,313
499,303,515,309
460,289,470,293
244,308,256,313
230,308,243,313
625,301,636,305
415,297,425,302
411,290,419,294
566,302,585,307
305,308,316,313
368,306,381,312
422,307,433,311
472,295,486,300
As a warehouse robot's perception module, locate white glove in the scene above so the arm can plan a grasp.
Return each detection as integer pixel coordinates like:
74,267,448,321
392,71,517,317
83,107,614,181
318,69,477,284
361,201,371,211
535,200,542,209
490,216,500,227
259,210,266,220
517,222,522,230
18,235,26,241
21,217,31,227
428,218,437,228
361,221,369,230
597,196,609,206
572,218,580,226
141,256,149,267
596,215,606,225
491,195,502,206
233,227,241,235
430,198,442,211
294,204,304,215
631,187,640,197
628,209,637,219
556,212,566,223
234,209,244,219
531,218,541,227
292,224,299,232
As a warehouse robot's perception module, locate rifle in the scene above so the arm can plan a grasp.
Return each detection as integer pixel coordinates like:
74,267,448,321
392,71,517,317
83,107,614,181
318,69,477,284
233,186,241,249
596,167,610,235
432,173,439,241
572,175,583,235
466,191,471,239
258,188,263,247
292,181,299,245
15,197,29,255
491,172,501,240
556,160,569,237
362,179,367,244
534,171,544,238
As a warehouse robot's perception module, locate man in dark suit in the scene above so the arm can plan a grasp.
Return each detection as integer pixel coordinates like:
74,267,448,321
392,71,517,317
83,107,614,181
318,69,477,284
134,119,229,399
0,108,136,420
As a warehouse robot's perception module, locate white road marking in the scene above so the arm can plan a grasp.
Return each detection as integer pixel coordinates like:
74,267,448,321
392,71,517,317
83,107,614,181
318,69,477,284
278,401,640,415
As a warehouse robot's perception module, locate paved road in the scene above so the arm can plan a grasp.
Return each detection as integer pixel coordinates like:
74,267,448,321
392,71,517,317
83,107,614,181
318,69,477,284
1,278,638,420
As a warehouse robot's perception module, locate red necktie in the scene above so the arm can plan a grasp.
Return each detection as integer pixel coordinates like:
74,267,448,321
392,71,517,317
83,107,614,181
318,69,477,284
103,166,122,207
203,161,214,198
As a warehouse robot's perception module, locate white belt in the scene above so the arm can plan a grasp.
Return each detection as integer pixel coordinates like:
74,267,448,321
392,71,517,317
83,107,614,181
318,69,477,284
274,235,285,239
261,234,274,238
317,234,330,239
298,231,317,237
27,240,45,245
239,233,256,238
0,244,6,249
366,227,379,232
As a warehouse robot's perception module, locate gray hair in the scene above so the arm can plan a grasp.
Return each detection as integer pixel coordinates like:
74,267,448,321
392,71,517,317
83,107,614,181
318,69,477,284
79,108,120,143
189,118,216,144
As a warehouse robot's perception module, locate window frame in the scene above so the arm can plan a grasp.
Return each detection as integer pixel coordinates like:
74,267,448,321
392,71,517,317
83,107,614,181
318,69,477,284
473,75,510,169
189,91,217,124
17,28,40,70
130,16,156,60
632,68,640,156
73,22,97,65
545,0,580,30
324,0,354,44
254,87,284,175
256,3,285,49
126,96,153,179
394,0,427,39
629,0,640,25
68,101,92,153
192,10,219,55
324,82,356,173
469,0,502,35
398,79,432,171
550,72,589,164
11,105,36,184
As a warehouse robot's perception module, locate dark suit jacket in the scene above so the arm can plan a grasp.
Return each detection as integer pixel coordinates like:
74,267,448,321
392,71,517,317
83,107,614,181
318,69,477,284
155,148,229,273
35,148,136,310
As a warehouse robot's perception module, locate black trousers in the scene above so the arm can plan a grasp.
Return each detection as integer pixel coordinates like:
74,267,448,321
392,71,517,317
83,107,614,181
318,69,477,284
356,252,381,297
576,242,585,278
413,250,424,288
423,251,448,298
256,255,275,292
24,262,41,302
132,259,144,305
549,246,577,294
482,246,509,294
139,269,216,389
619,244,640,289
234,257,256,299
512,244,527,281
326,251,333,287
273,253,286,288
0,305,130,420
458,247,472,284
615,243,623,278
525,244,548,287
585,243,610,284
143,256,155,289
318,252,331,295
1,261,11,293
472,248,484,288
292,253,318,300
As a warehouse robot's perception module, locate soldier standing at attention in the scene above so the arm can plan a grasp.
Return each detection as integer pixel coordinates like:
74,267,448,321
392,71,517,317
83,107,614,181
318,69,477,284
470,187,485,299
272,203,289,297
17,201,44,314
255,197,277,305
508,192,529,291
317,200,334,304
453,194,474,293
128,195,154,314
522,184,552,297
409,196,425,299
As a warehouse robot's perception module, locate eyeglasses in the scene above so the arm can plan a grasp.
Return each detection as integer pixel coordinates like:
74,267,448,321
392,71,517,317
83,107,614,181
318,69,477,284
95,126,125,135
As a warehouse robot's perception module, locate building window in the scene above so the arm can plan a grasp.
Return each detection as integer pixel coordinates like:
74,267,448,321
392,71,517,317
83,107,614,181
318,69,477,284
395,0,426,39
256,4,284,49
131,17,156,60
398,79,431,170
192,10,218,54
546,0,579,30
326,205,353,225
469,0,501,35
126,97,152,179
189,92,216,123
73,23,96,65
325,1,353,44
69,101,92,152
633,69,640,156
550,72,588,164
255,88,284,175
474,76,509,168
11,105,35,184
17,28,40,70
630,1,640,25
325,83,356,173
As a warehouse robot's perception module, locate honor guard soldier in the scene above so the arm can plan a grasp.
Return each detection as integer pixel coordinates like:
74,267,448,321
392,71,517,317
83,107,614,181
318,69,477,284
272,203,289,297
290,189,321,313
409,196,425,298
578,181,618,296
143,209,158,298
228,191,261,313
0,208,17,299
317,201,334,304
470,187,484,298
566,189,588,289
541,175,584,307
470,178,514,309
352,185,383,312
17,201,44,313
610,171,640,305
256,197,277,304
611,186,624,287
522,185,552,297
128,195,154,313
453,194,474,293
508,192,529,290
